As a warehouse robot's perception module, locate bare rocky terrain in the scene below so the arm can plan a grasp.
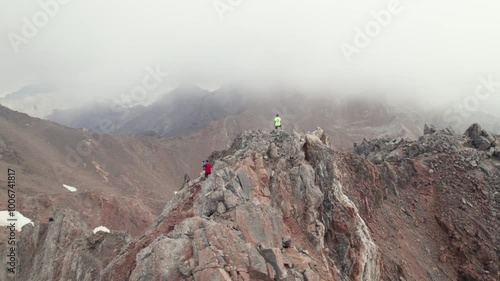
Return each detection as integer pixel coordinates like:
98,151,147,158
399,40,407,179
2,118,497,280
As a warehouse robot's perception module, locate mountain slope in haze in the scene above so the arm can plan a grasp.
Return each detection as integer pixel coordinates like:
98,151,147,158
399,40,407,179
0,105,184,237
47,83,500,149
48,84,248,137
46,85,426,143
9,125,499,281
0,84,73,118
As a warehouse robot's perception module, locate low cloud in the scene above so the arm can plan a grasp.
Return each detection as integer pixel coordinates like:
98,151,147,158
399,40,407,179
1,0,499,115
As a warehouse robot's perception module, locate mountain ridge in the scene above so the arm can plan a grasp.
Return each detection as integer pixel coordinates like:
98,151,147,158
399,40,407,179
5,124,498,280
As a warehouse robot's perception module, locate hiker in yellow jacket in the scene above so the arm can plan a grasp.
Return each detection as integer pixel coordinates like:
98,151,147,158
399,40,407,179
274,114,282,130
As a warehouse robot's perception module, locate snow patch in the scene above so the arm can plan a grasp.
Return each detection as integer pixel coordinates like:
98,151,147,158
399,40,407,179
93,226,110,234
0,211,34,231
63,184,77,192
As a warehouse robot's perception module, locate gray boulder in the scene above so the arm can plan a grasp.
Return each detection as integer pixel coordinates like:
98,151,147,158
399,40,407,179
424,124,436,135
465,123,482,139
473,136,492,151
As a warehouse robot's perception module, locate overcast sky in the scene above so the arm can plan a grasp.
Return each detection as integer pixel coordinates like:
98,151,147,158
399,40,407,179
1,0,500,113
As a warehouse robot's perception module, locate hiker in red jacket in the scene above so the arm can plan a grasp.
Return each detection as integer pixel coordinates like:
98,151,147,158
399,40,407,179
203,160,212,178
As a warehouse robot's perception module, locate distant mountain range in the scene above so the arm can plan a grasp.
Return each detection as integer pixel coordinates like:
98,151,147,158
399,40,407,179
46,84,500,148
48,84,248,137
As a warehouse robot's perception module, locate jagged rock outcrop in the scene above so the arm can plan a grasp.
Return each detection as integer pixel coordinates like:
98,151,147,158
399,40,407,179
423,124,437,135
96,128,380,281
355,123,500,164
465,123,497,151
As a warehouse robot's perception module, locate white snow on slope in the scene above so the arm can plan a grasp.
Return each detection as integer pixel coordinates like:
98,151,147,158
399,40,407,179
0,211,34,231
63,184,77,192
93,226,110,234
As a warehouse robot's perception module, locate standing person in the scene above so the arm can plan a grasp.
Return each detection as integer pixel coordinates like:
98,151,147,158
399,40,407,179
203,160,212,178
274,114,282,130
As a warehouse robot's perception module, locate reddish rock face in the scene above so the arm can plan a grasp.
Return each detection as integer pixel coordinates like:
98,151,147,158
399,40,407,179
93,129,380,281
9,125,500,281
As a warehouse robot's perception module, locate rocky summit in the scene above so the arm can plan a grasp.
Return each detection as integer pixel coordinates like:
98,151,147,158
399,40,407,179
10,125,500,281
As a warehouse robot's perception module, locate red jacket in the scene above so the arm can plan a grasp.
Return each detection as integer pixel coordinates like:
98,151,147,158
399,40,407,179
205,162,211,173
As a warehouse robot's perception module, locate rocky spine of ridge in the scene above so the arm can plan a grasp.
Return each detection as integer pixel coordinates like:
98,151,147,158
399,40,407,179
9,124,499,281
354,123,500,170
95,128,379,281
